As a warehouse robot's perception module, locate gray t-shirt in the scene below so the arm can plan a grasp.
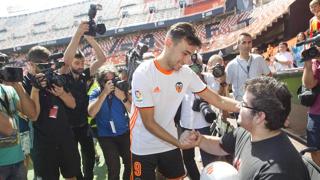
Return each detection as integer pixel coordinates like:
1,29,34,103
225,54,270,101
221,128,309,180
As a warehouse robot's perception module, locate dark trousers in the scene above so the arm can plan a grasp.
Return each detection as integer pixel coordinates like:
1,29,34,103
72,124,95,180
98,131,131,180
0,161,27,180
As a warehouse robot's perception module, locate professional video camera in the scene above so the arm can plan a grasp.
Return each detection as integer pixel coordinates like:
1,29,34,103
0,52,23,82
30,52,66,90
192,98,217,123
85,4,106,37
296,33,320,61
126,42,149,84
212,64,225,78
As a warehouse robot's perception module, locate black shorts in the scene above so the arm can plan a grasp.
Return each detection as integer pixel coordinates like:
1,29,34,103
33,137,80,179
132,148,185,180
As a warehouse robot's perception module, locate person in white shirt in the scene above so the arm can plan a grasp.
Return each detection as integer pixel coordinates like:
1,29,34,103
225,32,271,102
273,42,294,70
130,22,239,180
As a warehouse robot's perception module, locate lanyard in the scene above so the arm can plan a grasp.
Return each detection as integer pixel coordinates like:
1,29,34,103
236,55,252,78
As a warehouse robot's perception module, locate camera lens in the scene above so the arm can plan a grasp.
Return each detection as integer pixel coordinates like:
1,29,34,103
212,64,225,78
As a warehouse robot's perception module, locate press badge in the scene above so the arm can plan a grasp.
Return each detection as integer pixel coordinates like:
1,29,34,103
49,105,58,119
109,120,117,134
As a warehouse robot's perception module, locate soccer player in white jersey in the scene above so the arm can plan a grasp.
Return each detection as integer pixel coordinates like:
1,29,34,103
130,22,240,180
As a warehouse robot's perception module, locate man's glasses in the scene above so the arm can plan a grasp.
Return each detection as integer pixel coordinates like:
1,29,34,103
239,101,263,112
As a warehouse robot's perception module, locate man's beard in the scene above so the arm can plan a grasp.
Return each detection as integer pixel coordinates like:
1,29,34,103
71,68,84,75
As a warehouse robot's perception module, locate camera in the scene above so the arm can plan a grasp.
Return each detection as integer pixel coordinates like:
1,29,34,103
297,33,320,61
85,4,106,36
112,77,129,93
192,98,217,123
0,52,23,82
30,53,66,90
126,42,149,85
212,64,225,78
31,68,67,90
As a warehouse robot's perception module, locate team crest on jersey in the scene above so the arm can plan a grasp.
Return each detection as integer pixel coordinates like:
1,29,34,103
135,90,143,102
175,82,183,93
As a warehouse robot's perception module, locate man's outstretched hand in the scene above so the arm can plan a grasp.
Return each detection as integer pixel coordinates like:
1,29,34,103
179,130,202,149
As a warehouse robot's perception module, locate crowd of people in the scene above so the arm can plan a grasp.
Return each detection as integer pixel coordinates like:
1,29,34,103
1,0,320,180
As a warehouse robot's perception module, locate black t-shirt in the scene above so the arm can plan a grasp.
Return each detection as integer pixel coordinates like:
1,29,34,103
64,68,91,127
221,127,309,180
23,73,74,144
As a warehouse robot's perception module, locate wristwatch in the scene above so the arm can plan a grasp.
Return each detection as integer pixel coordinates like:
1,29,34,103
122,97,128,103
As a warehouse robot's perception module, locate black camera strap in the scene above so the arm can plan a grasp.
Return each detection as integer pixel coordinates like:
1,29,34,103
0,85,13,117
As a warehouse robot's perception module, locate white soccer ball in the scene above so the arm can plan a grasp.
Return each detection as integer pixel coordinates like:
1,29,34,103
200,161,239,180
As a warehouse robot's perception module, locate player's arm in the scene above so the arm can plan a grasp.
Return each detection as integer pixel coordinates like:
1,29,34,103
198,87,239,113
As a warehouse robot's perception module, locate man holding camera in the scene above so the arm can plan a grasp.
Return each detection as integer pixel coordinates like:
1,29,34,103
0,53,37,179
225,32,271,102
88,64,131,180
130,22,239,180
302,0,320,167
180,76,309,180
23,46,80,180
62,21,106,180
178,53,219,180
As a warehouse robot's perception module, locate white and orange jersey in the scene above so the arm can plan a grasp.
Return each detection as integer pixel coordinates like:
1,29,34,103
130,60,206,155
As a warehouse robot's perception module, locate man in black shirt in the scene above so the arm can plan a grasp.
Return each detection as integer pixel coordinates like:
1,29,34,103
23,46,80,180
61,21,106,180
180,76,309,180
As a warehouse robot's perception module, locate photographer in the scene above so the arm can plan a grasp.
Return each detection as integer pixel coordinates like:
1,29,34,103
302,0,320,167
0,71,36,179
23,46,80,180
178,53,218,180
88,65,131,180
61,21,106,180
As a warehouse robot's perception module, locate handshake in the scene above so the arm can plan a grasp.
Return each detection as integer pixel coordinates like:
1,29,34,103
179,130,202,150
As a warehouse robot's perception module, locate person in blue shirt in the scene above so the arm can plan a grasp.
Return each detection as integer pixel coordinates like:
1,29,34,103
291,32,307,68
88,64,131,180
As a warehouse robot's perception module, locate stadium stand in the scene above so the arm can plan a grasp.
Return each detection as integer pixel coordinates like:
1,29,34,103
0,0,296,65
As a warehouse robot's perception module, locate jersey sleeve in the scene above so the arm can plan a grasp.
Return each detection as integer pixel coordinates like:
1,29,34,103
187,68,206,93
131,70,154,108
